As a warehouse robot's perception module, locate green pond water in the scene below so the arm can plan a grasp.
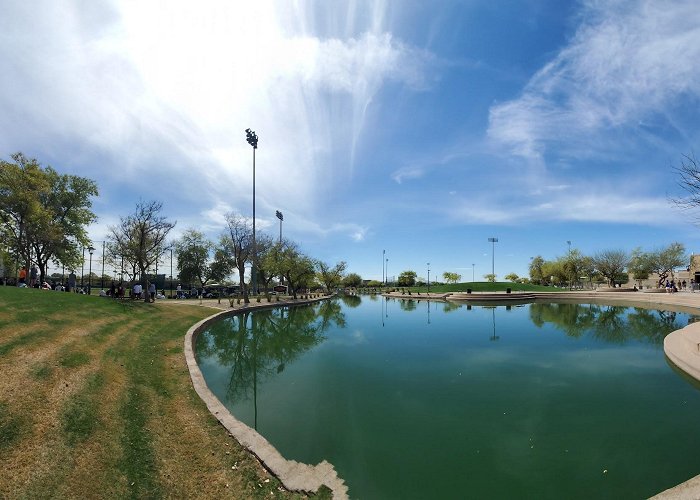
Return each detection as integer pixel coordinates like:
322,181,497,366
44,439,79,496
195,296,700,499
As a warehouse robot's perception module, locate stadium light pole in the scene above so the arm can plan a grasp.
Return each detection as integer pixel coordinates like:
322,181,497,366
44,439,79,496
427,262,430,294
382,250,385,284
472,263,475,282
386,258,389,286
276,210,283,244
101,241,105,290
246,128,258,295
488,237,498,280
88,246,95,295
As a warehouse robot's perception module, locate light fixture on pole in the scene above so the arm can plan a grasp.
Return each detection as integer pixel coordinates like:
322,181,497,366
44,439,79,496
88,246,95,295
472,263,475,282
246,128,258,295
81,246,85,289
170,247,173,298
427,262,430,294
488,237,498,280
276,210,283,244
101,241,105,290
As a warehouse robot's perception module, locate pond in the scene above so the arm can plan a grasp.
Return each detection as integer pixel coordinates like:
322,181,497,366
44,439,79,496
195,296,700,499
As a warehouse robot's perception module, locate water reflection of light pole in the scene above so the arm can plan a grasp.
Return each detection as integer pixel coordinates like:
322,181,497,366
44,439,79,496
246,128,258,295
88,246,95,295
490,307,499,341
488,237,498,279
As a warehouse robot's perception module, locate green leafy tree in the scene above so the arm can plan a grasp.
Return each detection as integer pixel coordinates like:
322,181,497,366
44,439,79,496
0,153,97,283
107,200,175,301
484,273,496,282
628,247,654,285
442,271,461,284
276,241,316,299
342,273,362,288
174,229,213,288
209,246,235,284
504,273,519,282
253,233,276,293
592,250,629,287
316,260,347,293
397,270,417,286
649,242,686,287
529,256,545,284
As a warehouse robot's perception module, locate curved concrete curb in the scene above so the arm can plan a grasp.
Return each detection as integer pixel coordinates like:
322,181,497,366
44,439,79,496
184,300,349,499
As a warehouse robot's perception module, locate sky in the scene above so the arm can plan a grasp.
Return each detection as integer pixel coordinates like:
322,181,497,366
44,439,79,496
3,0,700,283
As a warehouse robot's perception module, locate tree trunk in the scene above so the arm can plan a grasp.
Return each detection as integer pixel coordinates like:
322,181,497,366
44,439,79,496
238,265,249,304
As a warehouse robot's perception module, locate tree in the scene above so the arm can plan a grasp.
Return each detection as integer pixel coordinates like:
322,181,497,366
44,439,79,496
628,247,654,286
504,273,519,282
648,242,686,287
107,200,175,301
221,213,253,302
316,260,347,293
0,153,97,283
253,233,276,293
484,273,496,282
592,250,629,287
174,229,213,288
529,256,546,284
673,152,700,216
397,270,417,286
442,272,461,284
342,273,362,288
209,247,235,284
275,241,316,299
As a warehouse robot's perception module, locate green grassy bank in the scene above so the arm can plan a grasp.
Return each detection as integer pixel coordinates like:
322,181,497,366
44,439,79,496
0,286,319,499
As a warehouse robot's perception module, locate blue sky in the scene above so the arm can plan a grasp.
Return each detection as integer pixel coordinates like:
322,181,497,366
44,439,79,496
2,0,700,282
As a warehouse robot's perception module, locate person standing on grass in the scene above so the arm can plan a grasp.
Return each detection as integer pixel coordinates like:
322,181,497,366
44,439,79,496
18,266,27,285
29,265,38,287
68,271,76,292
148,281,156,302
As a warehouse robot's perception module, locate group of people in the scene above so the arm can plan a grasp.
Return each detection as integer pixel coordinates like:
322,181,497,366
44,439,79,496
664,279,691,293
102,281,160,301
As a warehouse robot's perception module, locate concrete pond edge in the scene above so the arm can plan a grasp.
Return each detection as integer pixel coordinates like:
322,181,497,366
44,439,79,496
183,298,349,499
184,291,700,499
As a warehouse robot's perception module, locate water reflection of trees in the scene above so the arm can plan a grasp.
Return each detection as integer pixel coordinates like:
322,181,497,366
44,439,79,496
340,294,362,308
399,299,417,311
529,302,685,345
197,302,346,409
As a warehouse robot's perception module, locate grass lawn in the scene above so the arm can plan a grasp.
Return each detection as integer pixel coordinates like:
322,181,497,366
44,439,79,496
0,286,319,499
397,281,569,293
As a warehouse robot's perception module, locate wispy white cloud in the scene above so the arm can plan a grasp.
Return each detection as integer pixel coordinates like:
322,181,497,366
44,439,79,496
487,0,700,162
0,0,433,245
391,165,425,183
447,189,676,226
